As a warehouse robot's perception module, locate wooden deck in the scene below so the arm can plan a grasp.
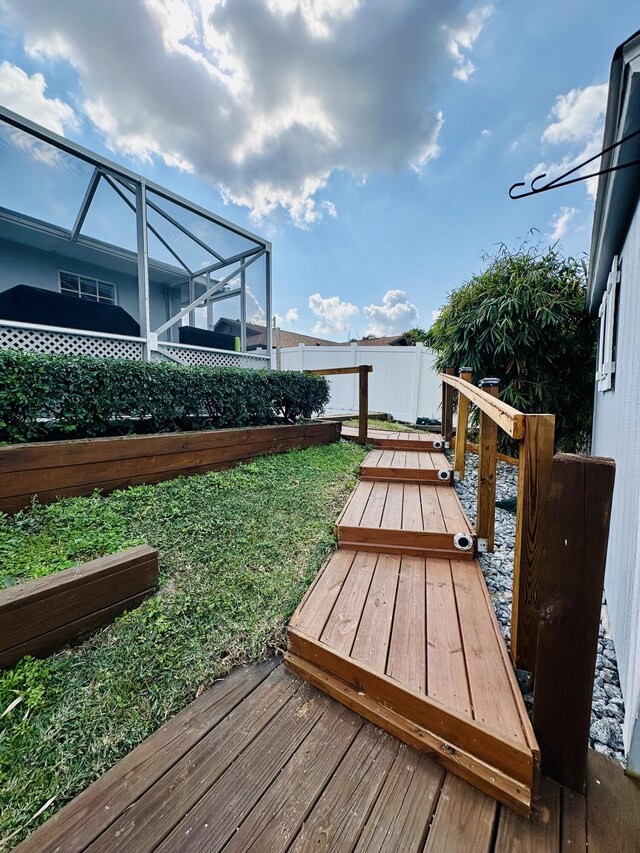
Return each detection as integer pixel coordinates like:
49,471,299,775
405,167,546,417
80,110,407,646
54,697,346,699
336,480,476,559
16,658,640,852
360,448,452,484
287,551,538,814
341,425,444,450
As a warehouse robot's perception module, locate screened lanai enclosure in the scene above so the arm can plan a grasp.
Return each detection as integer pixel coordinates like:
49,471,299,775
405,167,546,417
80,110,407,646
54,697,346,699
0,106,272,368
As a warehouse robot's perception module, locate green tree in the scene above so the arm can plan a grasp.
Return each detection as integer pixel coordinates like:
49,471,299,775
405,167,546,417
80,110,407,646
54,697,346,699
427,242,596,451
404,327,430,344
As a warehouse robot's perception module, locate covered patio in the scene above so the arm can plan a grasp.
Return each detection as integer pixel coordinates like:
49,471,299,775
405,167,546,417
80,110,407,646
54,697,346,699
0,106,272,369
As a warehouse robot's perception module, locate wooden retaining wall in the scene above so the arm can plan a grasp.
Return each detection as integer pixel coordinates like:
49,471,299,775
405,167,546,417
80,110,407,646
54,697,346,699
0,422,341,514
0,545,158,669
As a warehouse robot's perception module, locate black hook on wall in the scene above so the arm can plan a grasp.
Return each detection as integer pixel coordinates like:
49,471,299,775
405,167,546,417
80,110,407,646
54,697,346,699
508,127,640,199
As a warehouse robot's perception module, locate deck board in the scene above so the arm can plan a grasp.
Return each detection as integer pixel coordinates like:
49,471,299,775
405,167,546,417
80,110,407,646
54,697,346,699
341,425,444,451
337,480,475,559
360,447,453,485
288,549,539,812
15,660,640,852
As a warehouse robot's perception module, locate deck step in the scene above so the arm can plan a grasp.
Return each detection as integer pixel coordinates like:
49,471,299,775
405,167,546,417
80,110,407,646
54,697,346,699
341,425,445,451
286,551,539,816
360,448,452,485
335,480,476,559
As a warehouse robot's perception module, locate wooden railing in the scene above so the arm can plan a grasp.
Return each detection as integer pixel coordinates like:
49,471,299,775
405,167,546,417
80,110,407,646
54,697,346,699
441,368,616,793
304,365,373,444
441,369,555,669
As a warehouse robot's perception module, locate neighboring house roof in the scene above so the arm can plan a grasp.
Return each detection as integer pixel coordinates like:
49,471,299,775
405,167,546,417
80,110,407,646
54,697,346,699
587,28,640,316
214,317,338,348
336,335,409,346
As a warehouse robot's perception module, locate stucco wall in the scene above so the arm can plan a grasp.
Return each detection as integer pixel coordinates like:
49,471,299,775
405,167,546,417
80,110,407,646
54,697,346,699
591,199,640,752
0,238,169,332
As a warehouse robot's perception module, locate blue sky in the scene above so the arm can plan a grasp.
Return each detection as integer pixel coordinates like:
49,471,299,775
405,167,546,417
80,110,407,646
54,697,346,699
0,0,638,339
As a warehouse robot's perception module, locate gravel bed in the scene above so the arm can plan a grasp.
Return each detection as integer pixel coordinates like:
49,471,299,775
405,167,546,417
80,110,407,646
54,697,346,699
451,451,626,764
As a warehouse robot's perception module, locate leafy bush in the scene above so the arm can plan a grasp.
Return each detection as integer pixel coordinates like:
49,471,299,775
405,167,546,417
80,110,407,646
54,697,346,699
0,351,330,443
427,242,596,451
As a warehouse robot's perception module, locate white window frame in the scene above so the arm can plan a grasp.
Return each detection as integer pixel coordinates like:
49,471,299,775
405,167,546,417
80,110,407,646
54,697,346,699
58,270,118,305
597,255,619,392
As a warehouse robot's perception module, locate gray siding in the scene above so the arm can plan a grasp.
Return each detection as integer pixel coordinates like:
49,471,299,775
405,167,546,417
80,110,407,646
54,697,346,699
592,199,640,751
0,238,169,333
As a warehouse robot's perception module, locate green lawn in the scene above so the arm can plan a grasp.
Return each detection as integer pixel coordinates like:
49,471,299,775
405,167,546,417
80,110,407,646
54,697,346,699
343,416,414,432
0,441,366,846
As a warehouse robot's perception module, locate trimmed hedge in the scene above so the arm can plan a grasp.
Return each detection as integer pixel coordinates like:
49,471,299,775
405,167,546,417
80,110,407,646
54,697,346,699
0,350,330,443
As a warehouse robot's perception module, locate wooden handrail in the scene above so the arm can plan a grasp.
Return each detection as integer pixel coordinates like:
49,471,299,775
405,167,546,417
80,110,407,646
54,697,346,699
304,366,373,376
440,373,526,439
305,365,373,444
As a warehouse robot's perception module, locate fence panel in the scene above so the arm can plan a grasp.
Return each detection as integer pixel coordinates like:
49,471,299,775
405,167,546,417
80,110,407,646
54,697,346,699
279,343,441,422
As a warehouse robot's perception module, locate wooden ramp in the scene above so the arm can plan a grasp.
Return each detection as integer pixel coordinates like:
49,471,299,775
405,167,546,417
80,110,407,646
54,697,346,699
360,448,453,484
336,480,476,559
287,439,540,815
14,658,640,852
341,425,444,451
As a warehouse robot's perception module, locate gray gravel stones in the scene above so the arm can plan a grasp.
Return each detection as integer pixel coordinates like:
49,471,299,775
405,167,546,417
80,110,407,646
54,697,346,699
450,451,626,765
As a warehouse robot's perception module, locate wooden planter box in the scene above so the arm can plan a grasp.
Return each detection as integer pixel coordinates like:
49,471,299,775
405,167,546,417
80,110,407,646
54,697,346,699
0,546,158,669
0,421,341,514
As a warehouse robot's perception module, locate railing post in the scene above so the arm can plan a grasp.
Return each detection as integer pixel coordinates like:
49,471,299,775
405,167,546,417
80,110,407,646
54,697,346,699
453,367,472,480
358,365,369,445
511,413,556,671
441,365,455,446
532,454,615,791
476,378,500,552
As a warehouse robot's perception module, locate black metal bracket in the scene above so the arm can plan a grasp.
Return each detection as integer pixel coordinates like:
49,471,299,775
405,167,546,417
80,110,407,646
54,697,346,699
509,127,640,199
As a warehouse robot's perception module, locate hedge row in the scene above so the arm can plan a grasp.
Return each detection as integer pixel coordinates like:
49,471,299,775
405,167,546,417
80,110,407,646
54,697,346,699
0,350,330,443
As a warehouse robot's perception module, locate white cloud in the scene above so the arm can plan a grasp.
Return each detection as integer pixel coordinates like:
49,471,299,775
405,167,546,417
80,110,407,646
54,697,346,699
528,83,608,200
445,4,493,82
275,307,299,325
0,0,490,226
481,128,491,137
308,293,358,336
547,206,577,242
363,290,419,336
542,84,608,145
432,309,442,322
0,61,79,135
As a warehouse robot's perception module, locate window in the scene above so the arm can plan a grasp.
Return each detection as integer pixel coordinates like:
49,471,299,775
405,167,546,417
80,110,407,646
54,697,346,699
596,255,619,392
59,271,117,305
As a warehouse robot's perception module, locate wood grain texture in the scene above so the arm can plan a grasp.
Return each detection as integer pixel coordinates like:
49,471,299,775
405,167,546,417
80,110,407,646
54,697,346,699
454,368,473,480
289,724,399,853
425,773,497,852
285,652,533,816
533,454,615,792
13,658,281,853
0,546,158,669
494,774,561,852
477,383,499,551
359,363,369,444
511,413,555,671
387,556,426,692
586,749,640,853
440,373,526,439
355,746,445,852
0,422,341,514
442,366,455,446
286,630,534,788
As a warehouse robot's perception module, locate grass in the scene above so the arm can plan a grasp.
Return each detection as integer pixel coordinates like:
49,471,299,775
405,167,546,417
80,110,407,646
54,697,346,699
343,416,414,432
0,441,366,846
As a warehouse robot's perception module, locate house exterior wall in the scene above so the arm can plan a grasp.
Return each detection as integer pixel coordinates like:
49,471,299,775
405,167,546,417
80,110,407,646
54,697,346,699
0,238,168,333
591,198,640,751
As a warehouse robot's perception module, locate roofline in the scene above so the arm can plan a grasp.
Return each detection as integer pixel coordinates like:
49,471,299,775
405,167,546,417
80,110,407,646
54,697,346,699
0,105,271,251
0,205,188,279
587,29,640,314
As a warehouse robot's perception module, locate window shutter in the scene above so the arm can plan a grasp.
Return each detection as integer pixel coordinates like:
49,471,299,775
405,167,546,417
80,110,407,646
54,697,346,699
598,255,619,392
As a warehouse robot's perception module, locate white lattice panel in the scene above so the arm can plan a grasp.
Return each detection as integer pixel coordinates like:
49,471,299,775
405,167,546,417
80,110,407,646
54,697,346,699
0,323,145,360
158,343,269,370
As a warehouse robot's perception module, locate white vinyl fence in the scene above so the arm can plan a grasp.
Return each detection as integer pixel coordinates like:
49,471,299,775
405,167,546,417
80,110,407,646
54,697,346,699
279,342,441,423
